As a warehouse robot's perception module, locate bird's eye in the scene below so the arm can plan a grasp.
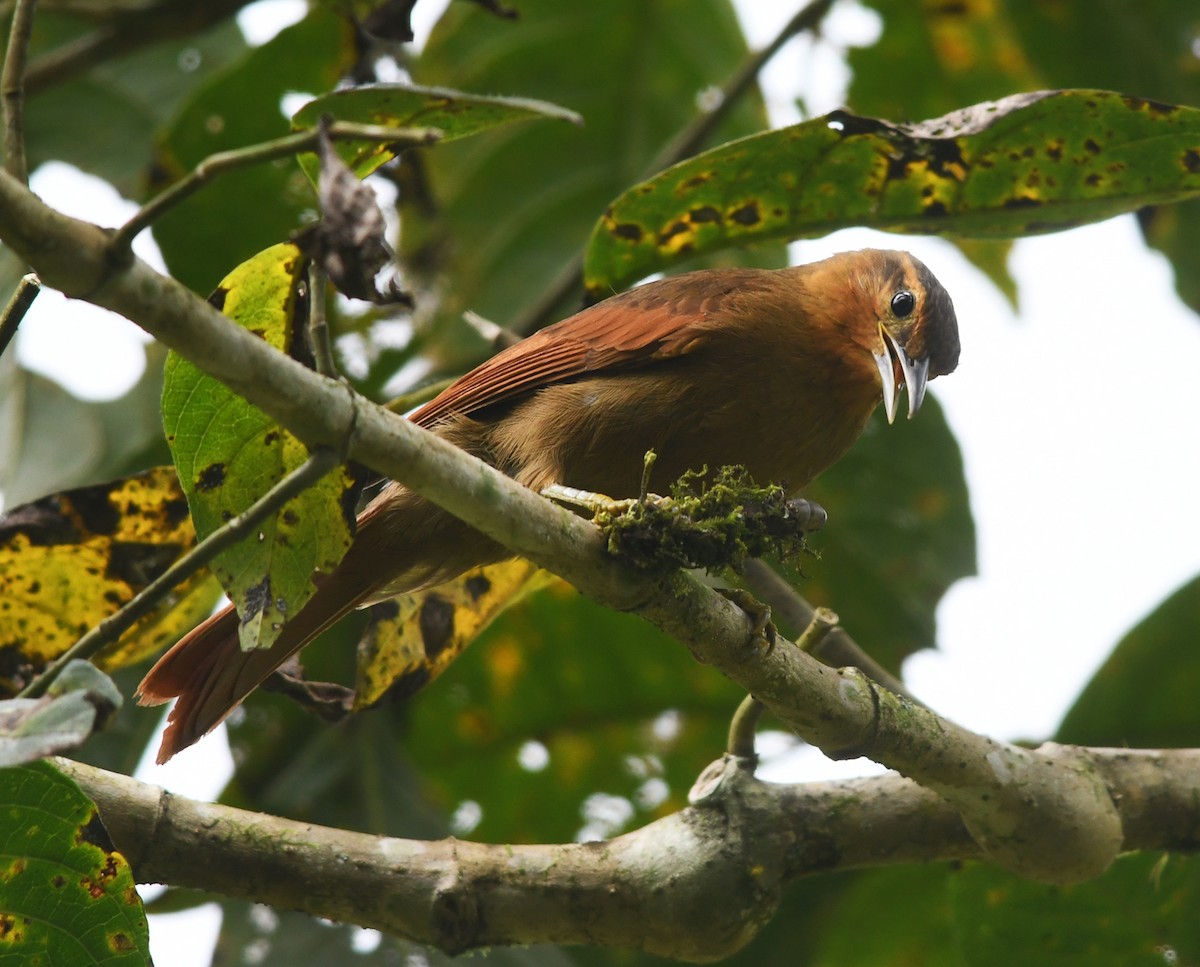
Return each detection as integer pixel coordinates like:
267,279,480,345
891,290,916,318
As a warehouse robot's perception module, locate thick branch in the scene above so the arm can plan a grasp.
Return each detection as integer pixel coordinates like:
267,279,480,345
57,749,1200,959
0,169,1133,888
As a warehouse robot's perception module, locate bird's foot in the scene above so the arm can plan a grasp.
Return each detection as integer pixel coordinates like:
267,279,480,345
542,483,671,516
716,587,777,655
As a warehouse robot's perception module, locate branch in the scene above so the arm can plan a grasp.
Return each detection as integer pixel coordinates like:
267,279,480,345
57,748,1200,959
741,557,921,705
2,0,36,183
0,169,1129,888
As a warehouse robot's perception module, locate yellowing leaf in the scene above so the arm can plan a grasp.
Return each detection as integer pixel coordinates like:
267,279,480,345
353,560,544,710
0,468,222,695
585,89,1200,294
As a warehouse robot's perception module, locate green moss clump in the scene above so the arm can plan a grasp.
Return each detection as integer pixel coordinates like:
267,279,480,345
596,464,826,573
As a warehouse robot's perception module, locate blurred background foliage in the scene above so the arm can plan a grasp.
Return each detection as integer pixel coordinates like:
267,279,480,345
3,0,1200,964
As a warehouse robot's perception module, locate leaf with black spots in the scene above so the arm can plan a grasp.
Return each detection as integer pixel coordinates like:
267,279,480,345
0,762,149,964
585,89,1200,295
162,243,363,653
0,468,222,694
354,559,542,710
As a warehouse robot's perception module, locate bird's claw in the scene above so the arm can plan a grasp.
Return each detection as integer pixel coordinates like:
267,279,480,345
717,588,777,655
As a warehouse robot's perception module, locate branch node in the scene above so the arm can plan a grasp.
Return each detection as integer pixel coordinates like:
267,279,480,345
431,862,481,955
688,753,757,806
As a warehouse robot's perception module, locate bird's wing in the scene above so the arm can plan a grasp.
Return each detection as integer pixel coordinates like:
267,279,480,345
410,269,768,428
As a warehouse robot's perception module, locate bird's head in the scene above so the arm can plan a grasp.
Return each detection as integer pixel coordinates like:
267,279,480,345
859,250,960,423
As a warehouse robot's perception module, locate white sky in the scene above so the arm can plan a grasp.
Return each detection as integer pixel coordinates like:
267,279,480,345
9,0,1200,962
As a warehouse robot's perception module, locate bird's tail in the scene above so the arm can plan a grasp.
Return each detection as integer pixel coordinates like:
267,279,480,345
136,565,374,764
136,484,507,763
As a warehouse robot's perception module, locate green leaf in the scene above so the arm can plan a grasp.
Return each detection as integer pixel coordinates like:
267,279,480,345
0,761,150,964
162,243,358,652
1057,574,1200,748
951,855,1200,966
795,396,975,672
291,83,582,180
583,89,1200,294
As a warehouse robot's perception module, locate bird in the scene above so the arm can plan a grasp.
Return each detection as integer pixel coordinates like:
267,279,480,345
137,248,960,762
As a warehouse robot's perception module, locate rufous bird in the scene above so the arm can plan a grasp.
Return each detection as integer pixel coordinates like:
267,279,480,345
138,248,960,762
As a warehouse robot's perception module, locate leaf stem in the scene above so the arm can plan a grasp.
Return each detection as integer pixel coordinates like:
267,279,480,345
726,604,839,759
18,448,342,699
109,123,442,256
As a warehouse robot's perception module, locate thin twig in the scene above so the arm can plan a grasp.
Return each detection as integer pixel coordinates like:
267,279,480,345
2,0,37,183
384,375,456,415
18,447,342,699
794,605,839,652
741,558,924,706
0,270,39,359
510,0,838,334
727,694,765,759
109,123,443,255
647,0,836,174
307,260,337,377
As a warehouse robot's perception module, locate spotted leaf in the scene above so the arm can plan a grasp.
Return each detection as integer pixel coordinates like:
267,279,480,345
585,89,1200,294
0,762,149,964
162,243,360,653
0,467,222,694
354,560,543,711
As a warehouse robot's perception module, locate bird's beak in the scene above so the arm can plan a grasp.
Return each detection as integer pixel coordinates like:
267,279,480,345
874,330,931,424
